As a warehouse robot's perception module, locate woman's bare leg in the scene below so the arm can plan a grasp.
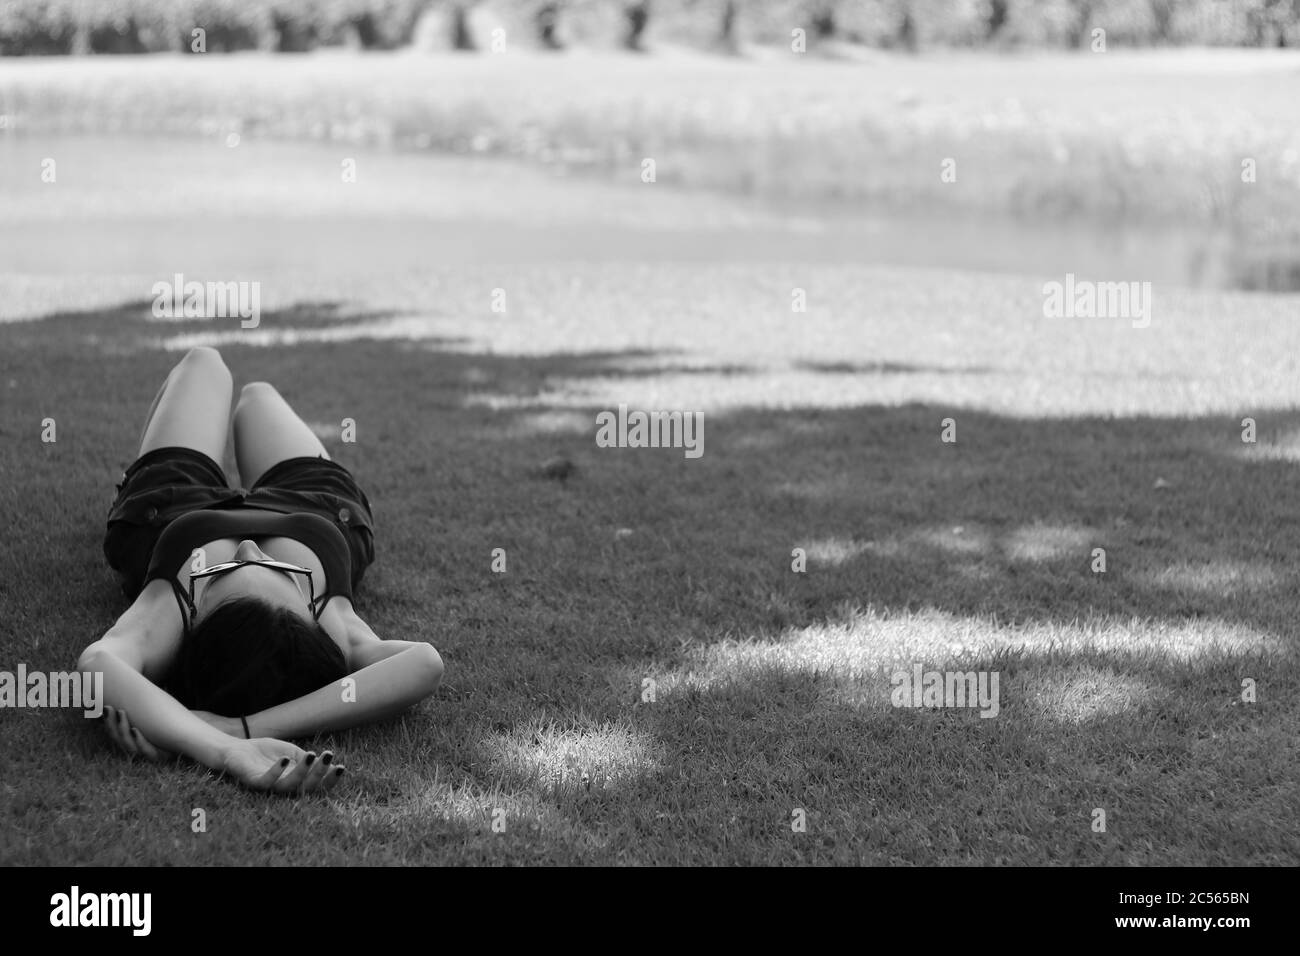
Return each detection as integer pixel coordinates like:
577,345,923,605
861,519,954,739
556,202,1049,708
137,347,233,463
232,381,329,487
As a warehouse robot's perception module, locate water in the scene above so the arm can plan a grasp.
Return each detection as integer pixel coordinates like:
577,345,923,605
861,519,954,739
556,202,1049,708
0,135,1289,291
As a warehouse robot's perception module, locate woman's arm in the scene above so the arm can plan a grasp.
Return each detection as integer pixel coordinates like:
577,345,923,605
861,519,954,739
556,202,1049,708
83,641,342,793
81,584,341,793
79,582,232,766
78,638,236,769
241,640,442,740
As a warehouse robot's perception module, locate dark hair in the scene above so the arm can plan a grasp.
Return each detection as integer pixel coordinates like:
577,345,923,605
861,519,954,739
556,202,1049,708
165,596,348,717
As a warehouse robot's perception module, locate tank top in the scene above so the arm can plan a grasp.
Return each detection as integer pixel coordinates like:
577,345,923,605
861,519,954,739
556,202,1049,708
143,509,353,631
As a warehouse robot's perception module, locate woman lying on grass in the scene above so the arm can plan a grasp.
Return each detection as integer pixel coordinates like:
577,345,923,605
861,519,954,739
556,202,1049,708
77,347,443,795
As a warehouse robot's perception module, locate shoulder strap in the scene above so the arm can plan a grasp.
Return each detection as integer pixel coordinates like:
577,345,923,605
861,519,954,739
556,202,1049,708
169,577,195,636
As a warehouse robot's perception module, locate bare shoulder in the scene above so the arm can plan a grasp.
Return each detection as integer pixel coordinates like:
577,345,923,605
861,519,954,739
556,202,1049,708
320,597,380,658
96,578,185,678
319,600,434,674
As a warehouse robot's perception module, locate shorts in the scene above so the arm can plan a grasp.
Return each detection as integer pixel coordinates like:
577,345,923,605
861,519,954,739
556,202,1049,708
103,446,376,600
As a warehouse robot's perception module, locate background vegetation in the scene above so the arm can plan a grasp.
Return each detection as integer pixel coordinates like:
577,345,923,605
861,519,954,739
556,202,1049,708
2,0,1298,57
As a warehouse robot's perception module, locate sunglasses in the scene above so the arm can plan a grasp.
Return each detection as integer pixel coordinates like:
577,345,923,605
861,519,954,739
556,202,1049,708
189,558,316,611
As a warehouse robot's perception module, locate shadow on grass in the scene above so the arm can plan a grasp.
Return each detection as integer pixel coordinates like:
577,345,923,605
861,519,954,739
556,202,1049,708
1,300,1296,864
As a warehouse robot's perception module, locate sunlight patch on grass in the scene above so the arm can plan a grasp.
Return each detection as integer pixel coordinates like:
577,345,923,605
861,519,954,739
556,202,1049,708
864,525,995,559
527,368,1018,415
1232,427,1300,462
59,260,1294,425
331,771,586,846
1020,667,1158,723
462,392,536,412
1141,560,1287,594
474,719,662,796
1002,523,1095,563
648,607,1283,704
489,410,593,438
152,314,455,350
804,537,873,567
807,523,1095,567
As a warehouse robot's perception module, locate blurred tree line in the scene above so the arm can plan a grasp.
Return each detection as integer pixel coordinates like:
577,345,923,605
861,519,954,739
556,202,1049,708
2,0,1297,56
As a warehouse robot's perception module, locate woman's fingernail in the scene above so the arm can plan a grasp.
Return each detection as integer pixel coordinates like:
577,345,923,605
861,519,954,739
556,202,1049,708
280,757,291,767
334,767,345,776
321,753,333,766
305,753,316,766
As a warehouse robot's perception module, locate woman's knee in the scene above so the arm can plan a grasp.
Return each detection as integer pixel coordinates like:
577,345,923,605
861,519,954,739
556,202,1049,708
179,346,228,373
172,347,231,390
236,381,279,407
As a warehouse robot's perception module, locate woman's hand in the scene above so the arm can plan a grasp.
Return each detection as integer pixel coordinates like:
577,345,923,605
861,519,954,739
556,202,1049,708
103,704,171,762
105,705,346,796
220,739,346,796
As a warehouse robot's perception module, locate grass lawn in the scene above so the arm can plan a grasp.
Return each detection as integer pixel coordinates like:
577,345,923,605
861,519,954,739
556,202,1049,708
1,52,1299,865
2,257,1298,865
